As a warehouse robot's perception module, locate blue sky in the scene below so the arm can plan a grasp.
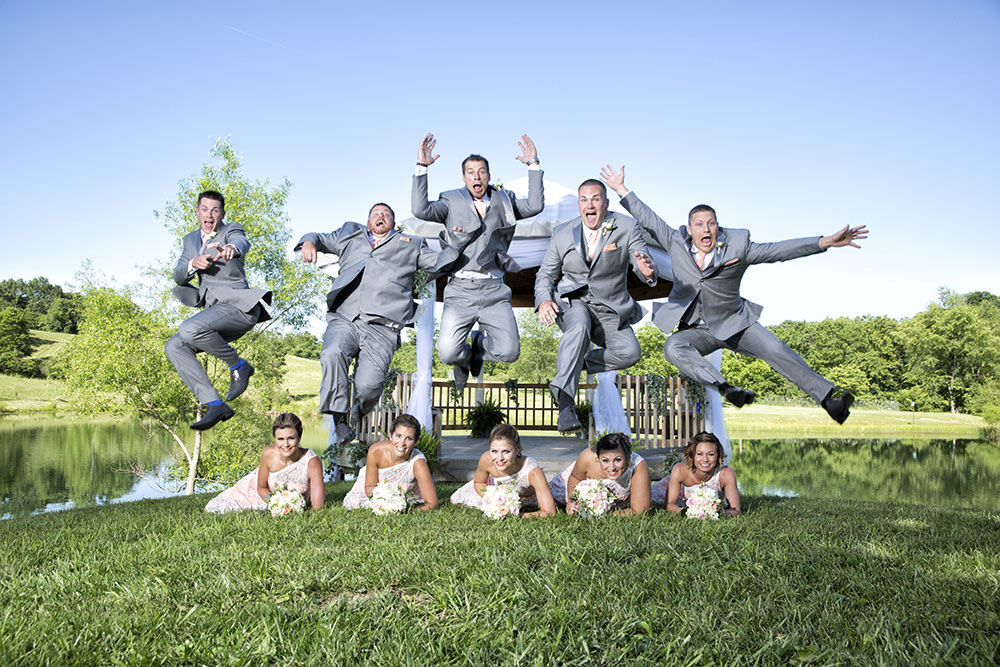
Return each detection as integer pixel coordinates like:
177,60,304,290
2,0,997,327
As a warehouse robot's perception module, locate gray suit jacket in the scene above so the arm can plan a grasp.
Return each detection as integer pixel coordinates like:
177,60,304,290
534,213,656,330
411,169,544,275
295,223,439,327
621,191,825,340
172,222,271,321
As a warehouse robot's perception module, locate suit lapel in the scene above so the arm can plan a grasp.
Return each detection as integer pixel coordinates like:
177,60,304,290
700,228,730,278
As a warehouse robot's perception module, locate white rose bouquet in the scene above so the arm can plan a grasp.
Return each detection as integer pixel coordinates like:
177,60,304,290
571,478,612,519
686,484,721,520
370,481,408,515
267,484,306,517
480,483,521,520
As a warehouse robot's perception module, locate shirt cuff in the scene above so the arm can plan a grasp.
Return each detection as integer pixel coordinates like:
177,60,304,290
528,163,541,171
415,165,428,176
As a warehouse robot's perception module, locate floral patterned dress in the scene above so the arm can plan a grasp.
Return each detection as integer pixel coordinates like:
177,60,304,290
204,450,319,514
450,456,542,508
343,449,426,510
549,452,644,510
651,465,729,508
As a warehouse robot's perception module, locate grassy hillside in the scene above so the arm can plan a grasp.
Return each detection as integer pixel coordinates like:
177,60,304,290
0,490,996,664
724,404,985,439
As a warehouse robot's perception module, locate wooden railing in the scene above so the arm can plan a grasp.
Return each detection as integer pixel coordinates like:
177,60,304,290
359,373,704,447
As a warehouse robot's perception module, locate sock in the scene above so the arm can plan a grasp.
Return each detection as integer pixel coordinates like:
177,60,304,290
332,411,348,426
230,359,246,371
719,382,732,394
557,390,575,411
206,400,223,406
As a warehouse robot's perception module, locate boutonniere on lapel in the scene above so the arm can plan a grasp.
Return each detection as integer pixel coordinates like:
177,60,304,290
492,179,504,191
204,230,218,242
715,240,725,253
601,218,617,237
394,223,404,232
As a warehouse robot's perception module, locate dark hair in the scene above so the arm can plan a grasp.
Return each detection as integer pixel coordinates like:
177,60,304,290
578,178,607,199
368,202,396,221
197,190,225,210
687,204,716,223
684,431,724,471
272,412,303,437
489,423,521,452
594,432,631,460
461,154,490,175
391,413,421,440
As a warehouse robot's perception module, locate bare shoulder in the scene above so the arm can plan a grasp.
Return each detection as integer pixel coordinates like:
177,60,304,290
719,465,738,484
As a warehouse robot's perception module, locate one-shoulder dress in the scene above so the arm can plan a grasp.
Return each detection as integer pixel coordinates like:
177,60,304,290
450,456,542,508
205,449,319,514
549,452,644,510
343,448,427,510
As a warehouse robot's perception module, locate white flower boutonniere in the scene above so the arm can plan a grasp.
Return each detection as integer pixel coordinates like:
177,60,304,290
601,218,617,235
394,223,404,232
715,240,725,252
205,230,218,241
492,180,504,191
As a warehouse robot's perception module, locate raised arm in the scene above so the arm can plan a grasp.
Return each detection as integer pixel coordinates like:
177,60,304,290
511,134,544,218
295,229,346,264
411,133,451,222
601,165,677,248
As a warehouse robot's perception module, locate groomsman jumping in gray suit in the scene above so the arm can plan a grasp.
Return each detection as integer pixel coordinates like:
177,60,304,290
296,203,439,446
535,179,657,432
600,165,867,423
411,133,544,391
166,190,271,430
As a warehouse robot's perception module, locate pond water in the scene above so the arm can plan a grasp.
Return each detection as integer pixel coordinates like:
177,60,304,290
2,417,998,518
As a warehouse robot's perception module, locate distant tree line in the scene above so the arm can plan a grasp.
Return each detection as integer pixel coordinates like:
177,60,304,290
0,277,82,377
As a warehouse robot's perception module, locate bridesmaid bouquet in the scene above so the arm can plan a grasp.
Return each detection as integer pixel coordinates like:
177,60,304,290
267,485,306,517
686,484,721,520
480,482,521,520
571,479,612,519
370,481,407,515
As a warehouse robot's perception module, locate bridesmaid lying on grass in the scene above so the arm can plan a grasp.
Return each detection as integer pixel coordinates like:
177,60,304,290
652,432,741,516
549,432,651,516
450,424,557,518
205,412,324,513
342,414,438,511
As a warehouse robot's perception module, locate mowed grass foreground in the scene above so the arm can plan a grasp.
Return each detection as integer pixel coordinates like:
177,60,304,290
1,487,997,665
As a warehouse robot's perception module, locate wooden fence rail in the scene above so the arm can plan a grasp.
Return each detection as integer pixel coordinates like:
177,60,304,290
359,374,704,447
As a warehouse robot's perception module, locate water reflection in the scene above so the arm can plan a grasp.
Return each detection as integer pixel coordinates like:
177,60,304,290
0,417,177,518
729,438,1000,511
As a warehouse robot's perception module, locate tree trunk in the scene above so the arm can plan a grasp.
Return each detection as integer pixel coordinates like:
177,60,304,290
185,406,203,495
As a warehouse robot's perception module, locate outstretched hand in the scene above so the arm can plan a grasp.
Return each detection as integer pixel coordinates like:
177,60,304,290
300,241,318,264
820,225,869,249
599,165,628,196
418,133,440,166
635,252,655,280
515,134,538,164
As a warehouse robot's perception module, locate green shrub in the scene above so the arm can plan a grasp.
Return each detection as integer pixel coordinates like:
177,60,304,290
574,400,593,430
416,428,440,472
464,399,506,438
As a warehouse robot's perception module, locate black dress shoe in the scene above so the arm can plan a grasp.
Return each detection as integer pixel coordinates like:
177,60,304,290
822,389,855,424
557,406,583,432
723,385,756,408
225,361,255,401
468,330,485,379
453,363,470,393
191,402,235,430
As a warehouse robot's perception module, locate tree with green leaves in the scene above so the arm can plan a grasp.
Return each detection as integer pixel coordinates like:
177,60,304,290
0,306,40,377
504,310,559,383
60,139,322,493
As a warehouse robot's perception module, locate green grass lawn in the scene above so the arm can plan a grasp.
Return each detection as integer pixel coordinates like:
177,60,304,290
724,404,986,439
1,489,996,664
27,329,72,360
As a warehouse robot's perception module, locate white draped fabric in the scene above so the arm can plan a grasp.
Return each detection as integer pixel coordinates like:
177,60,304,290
593,371,631,437
706,349,731,462
405,292,436,430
